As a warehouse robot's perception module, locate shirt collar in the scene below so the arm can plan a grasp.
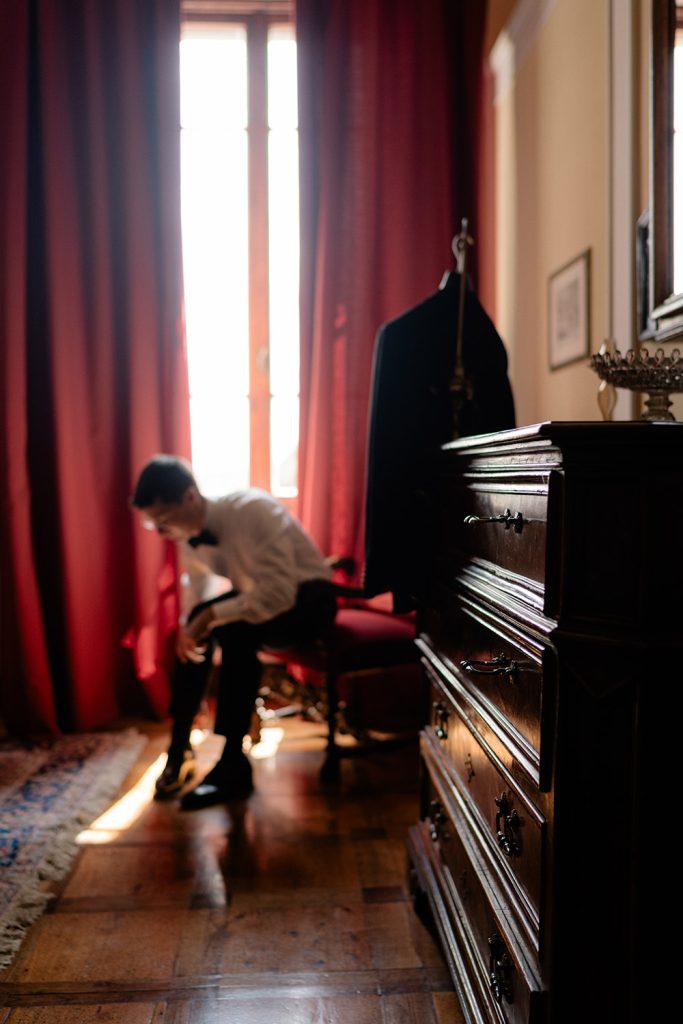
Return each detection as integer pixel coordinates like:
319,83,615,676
203,498,222,540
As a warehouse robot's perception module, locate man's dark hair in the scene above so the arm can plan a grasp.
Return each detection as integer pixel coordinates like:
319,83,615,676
131,455,197,508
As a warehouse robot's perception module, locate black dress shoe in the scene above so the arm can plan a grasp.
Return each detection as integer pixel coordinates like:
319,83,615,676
180,756,253,810
154,747,196,800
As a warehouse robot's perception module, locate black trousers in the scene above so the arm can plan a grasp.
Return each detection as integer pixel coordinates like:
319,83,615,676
169,579,337,758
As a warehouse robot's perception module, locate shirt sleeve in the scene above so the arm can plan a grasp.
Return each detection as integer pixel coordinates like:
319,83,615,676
180,547,230,620
210,503,300,625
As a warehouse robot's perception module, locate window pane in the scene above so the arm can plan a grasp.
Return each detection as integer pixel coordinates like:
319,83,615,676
270,396,299,497
180,29,247,129
180,28,250,495
267,28,298,129
190,395,250,498
181,128,249,398
268,128,300,399
268,25,300,411
268,27,300,498
181,21,301,501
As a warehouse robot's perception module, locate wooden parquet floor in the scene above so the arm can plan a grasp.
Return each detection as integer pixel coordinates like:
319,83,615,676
0,717,461,1023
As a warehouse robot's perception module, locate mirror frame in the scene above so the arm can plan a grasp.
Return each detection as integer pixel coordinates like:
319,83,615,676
650,0,683,340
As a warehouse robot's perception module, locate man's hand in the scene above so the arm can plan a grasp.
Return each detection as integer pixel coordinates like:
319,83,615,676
175,605,217,663
175,629,208,664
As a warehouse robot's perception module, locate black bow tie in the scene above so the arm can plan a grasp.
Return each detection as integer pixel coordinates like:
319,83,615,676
188,528,219,548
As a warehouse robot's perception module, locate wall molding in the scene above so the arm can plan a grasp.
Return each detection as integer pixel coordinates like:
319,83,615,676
490,0,557,103
608,0,636,417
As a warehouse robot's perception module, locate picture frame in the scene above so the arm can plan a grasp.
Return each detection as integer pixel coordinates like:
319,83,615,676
548,249,590,370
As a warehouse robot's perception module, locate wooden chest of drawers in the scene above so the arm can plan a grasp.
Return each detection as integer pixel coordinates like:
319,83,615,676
407,422,682,1023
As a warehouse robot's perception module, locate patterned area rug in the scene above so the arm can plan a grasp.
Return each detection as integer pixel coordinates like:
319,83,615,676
0,728,146,972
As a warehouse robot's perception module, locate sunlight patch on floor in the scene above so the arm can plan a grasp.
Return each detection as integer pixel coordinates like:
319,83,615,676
76,729,214,844
76,755,166,844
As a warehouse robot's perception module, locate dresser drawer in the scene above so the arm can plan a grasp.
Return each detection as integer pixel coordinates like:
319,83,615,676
422,762,543,1024
426,671,544,939
419,597,555,790
438,475,550,592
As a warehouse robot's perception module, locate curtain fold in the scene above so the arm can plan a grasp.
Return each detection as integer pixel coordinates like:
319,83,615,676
0,0,190,736
296,0,486,576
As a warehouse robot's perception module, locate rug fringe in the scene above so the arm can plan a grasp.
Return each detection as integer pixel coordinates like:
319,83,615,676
1,727,147,973
0,891,52,971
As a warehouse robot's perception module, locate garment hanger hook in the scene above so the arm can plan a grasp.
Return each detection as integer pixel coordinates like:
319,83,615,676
451,217,474,274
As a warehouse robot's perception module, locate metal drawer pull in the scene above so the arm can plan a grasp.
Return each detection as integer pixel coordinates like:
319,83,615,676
461,655,518,678
463,508,525,533
488,933,514,1003
432,701,449,739
494,793,521,857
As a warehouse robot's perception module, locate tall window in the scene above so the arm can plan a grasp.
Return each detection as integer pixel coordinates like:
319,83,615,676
180,13,299,506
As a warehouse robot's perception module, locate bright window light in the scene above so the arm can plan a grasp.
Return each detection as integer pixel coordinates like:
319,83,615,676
180,21,300,502
268,28,300,497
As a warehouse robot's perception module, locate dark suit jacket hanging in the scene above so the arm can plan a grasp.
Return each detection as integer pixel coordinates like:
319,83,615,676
363,272,515,610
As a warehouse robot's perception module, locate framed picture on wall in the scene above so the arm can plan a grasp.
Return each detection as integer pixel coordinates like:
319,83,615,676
548,249,590,370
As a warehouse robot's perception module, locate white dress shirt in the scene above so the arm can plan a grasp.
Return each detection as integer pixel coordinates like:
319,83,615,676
181,489,331,627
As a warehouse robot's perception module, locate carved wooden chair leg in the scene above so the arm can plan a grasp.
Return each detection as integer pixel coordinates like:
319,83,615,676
320,662,341,783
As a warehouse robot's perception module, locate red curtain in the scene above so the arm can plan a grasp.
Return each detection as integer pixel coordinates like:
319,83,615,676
296,0,486,575
0,0,190,736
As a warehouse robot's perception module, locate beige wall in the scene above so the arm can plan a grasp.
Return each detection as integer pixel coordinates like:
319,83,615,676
492,0,648,426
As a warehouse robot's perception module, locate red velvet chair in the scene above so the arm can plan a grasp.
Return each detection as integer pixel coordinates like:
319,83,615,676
261,572,422,781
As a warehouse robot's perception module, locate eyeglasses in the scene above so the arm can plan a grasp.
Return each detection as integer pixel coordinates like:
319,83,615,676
141,513,174,534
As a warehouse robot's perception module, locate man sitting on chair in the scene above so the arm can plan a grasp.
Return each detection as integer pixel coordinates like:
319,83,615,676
131,455,336,809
